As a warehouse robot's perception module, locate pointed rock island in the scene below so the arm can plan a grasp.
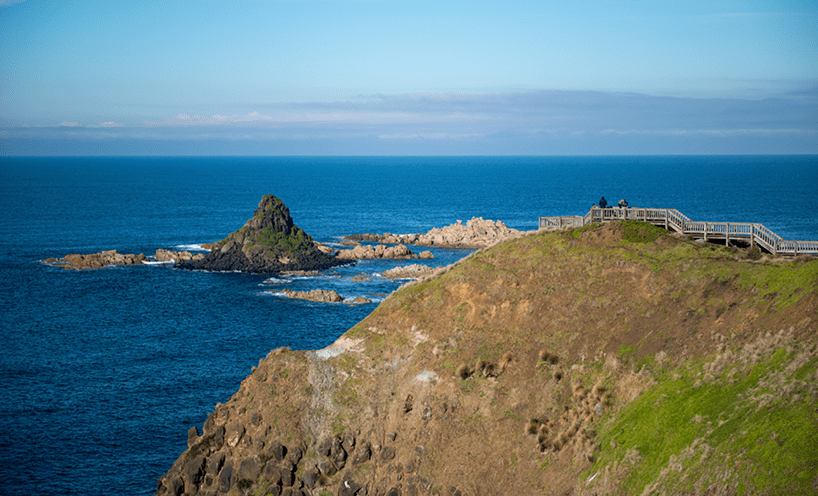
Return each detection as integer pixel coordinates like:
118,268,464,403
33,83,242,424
181,195,347,274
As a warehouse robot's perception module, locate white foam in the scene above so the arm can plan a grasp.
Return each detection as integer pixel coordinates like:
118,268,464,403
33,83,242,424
142,260,173,265
175,243,209,252
262,291,287,297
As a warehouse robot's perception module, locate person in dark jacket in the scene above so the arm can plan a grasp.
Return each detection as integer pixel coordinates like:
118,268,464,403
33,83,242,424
599,196,607,208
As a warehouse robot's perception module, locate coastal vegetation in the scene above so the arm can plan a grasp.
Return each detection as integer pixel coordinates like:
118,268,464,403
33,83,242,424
157,221,817,496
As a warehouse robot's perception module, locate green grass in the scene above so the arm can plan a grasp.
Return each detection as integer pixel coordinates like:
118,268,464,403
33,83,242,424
589,346,818,495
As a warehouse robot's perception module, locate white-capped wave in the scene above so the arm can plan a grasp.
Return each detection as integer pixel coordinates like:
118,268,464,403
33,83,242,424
142,260,174,265
175,244,210,252
262,290,288,297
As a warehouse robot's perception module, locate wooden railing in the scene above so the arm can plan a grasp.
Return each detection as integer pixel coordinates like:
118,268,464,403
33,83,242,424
539,207,818,256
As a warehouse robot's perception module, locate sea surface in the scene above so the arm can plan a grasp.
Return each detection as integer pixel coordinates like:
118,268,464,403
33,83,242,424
1,155,816,495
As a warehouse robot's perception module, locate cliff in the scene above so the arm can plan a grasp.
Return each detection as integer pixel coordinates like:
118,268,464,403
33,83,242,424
181,195,345,274
157,221,818,496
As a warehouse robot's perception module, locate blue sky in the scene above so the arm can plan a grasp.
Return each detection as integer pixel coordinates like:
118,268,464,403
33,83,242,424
1,0,816,155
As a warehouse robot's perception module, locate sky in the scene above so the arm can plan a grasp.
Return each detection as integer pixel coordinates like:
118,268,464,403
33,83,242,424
1,0,816,155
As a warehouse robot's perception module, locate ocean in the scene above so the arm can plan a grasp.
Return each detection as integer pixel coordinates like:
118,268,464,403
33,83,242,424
1,155,816,495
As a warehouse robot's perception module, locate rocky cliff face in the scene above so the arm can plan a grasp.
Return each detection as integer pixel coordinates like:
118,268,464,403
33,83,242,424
182,195,346,274
157,222,818,496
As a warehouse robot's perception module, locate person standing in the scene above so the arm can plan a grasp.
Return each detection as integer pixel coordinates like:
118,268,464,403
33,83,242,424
599,196,608,208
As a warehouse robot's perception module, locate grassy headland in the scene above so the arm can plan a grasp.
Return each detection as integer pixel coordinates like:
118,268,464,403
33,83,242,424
158,221,817,496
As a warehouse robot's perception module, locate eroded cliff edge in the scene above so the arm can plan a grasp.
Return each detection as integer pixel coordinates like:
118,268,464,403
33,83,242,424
157,221,818,496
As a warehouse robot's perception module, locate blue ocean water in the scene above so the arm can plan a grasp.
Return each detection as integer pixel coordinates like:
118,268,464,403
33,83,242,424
0,155,816,495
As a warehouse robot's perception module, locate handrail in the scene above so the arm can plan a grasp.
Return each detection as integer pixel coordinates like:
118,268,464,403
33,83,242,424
538,207,817,256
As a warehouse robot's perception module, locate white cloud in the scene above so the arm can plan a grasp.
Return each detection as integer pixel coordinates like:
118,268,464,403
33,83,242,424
59,121,81,127
147,111,278,127
87,121,125,128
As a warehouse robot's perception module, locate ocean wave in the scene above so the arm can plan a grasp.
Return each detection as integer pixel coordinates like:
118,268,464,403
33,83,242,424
142,260,174,266
261,290,288,297
175,244,210,252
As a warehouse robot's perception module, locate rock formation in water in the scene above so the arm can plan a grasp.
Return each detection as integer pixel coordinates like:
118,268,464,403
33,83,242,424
335,243,433,260
45,249,204,270
347,217,526,248
267,289,372,304
181,195,347,274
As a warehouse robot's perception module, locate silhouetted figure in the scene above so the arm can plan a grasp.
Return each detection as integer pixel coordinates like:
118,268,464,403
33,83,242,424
599,196,607,209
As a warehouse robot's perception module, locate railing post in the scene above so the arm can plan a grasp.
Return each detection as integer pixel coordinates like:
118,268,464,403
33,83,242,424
726,223,729,246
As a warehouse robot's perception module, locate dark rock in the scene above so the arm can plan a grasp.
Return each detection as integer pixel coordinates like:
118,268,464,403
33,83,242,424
317,459,337,476
270,441,288,462
213,425,225,447
253,431,267,451
218,460,234,492
238,457,261,484
263,461,282,485
300,466,321,489
287,445,303,465
352,443,372,465
182,455,206,495
207,451,225,478
166,476,184,496
317,436,335,456
386,487,401,496
280,461,295,486
342,433,356,452
250,411,263,426
203,414,217,435
180,195,348,274
187,426,200,448
380,446,396,462
331,437,347,468
421,406,432,422
338,477,364,496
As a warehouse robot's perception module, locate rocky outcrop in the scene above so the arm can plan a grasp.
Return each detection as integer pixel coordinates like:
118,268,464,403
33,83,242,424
381,264,441,279
335,243,433,260
347,217,525,248
181,195,348,274
45,250,147,270
267,289,372,305
153,249,205,263
45,249,204,270
279,289,344,303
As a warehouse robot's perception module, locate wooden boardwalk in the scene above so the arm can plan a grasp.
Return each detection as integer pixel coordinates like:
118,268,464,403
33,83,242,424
539,207,818,256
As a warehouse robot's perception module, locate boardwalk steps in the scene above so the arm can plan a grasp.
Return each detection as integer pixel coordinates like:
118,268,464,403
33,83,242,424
539,208,818,256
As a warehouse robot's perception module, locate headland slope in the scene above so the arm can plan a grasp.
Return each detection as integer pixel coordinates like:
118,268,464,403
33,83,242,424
157,221,818,496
